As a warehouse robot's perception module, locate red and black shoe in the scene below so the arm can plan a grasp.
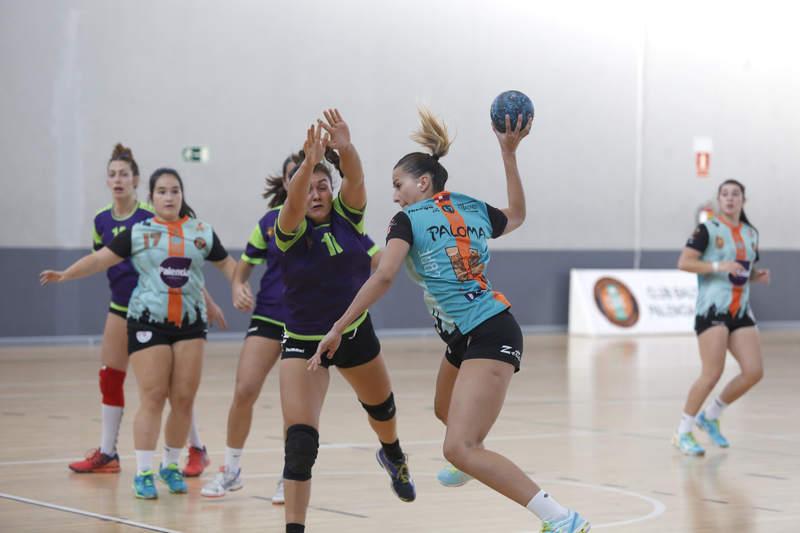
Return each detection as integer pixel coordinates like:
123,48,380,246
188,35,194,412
183,446,210,477
68,448,121,473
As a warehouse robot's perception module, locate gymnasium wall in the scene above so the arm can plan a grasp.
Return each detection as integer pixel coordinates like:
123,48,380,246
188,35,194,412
1,1,798,338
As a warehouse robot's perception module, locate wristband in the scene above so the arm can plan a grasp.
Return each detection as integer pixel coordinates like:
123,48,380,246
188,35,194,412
711,261,719,273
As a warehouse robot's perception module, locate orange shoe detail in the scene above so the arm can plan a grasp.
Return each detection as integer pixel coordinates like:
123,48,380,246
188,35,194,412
183,446,210,477
68,448,121,473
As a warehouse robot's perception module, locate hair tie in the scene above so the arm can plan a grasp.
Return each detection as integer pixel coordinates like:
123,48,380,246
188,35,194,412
431,153,440,162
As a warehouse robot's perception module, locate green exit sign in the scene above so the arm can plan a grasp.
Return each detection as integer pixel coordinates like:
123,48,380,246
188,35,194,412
182,146,209,163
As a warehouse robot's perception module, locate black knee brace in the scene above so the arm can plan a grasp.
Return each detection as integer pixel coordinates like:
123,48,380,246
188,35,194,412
360,392,396,422
283,424,319,481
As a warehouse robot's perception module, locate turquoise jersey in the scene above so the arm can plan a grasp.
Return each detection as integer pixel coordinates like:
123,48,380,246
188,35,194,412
686,217,759,318
107,215,227,329
388,191,510,341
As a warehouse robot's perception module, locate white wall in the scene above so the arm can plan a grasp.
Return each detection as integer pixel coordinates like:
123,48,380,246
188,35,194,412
1,0,798,251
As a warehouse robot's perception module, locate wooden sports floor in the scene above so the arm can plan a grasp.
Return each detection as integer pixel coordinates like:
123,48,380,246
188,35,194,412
0,331,798,532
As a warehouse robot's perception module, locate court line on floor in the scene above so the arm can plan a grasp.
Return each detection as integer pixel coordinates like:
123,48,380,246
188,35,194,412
243,471,666,529
0,432,589,467
0,492,181,533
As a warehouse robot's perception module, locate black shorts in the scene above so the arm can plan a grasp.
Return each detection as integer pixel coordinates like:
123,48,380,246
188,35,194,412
109,305,127,320
281,314,381,369
246,317,284,341
695,307,757,336
127,321,207,355
444,310,523,372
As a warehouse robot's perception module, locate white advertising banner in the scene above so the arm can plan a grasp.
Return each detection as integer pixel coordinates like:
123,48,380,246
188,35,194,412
568,269,697,336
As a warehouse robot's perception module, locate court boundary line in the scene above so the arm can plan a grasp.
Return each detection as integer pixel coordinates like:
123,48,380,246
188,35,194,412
0,491,181,533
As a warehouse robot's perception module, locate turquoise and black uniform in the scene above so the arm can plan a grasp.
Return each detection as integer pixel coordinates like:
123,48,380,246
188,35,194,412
92,202,154,318
274,195,380,367
685,217,759,335
106,215,229,354
387,191,523,370
242,205,379,341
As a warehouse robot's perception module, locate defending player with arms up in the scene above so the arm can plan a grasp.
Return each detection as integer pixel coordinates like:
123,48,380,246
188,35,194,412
41,168,236,499
201,152,382,503
275,110,414,533
673,179,770,456
311,109,590,533
69,143,214,477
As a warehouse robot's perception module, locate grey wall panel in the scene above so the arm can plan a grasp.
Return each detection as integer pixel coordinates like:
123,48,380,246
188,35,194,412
3,248,796,339
4,2,798,251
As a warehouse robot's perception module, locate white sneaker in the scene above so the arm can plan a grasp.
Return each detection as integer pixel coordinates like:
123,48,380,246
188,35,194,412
271,478,285,504
201,467,243,498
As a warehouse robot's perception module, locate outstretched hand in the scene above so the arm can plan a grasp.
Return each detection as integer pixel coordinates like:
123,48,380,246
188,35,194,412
493,114,534,154
307,328,342,371
39,270,64,286
752,268,771,284
319,108,351,151
303,122,328,166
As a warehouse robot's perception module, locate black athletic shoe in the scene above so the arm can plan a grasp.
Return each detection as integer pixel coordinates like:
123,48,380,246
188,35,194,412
376,449,416,502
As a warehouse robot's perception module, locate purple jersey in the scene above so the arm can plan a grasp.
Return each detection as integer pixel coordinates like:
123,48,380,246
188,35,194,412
245,204,379,330
93,202,154,309
274,196,378,339
241,207,286,325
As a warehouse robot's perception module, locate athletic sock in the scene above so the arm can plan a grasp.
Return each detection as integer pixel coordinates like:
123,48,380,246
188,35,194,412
703,397,728,421
527,490,570,523
188,412,203,449
225,446,243,472
100,405,123,455
678,412,695,435
163,445,181,467
135,450,154,474
380,439,404,463
286,523,305,533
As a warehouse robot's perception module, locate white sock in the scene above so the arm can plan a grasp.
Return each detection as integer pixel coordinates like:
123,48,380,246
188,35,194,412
188,412,203,449
135,450,155,474
703,397,728,421
225,447,243,473
678,413,695,435
527,490,570,523
163,445,181,467
100,405,123,456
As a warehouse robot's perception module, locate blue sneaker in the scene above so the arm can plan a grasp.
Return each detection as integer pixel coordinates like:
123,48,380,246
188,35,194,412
376,449,416,502
696,412,730,448
541,510,591,532
672,432,705,456
159,463,188,494
133,470,158,499
436,463,473,487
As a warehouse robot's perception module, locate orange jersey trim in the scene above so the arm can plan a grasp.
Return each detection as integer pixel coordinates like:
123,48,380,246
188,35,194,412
729,225,748,317
165,218,187,326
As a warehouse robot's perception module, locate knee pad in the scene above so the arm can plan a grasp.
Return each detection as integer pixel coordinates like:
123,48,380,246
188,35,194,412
99,366,126,407
360,392,396,422
283,424,319,481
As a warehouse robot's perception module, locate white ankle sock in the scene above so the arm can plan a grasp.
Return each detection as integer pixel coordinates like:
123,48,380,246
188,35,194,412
100,405,123,455
135,450,154,474
703,397,727,420
527,490,569,523
163,445,181,467
678,412,695,434
225,447,243,472
188,412,203,449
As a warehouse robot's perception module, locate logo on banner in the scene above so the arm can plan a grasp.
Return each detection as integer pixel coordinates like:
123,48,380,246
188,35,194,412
159,257,192,288
594,277,639,328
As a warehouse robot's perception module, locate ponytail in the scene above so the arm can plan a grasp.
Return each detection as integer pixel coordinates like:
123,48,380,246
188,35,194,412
394,108,453,192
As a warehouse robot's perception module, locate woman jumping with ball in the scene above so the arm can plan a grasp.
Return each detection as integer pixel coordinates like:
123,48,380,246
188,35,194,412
311,108,590,533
